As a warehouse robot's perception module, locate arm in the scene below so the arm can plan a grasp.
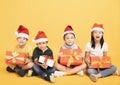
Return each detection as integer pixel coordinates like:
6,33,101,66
33,57,48,69
24,45,33,63
32,48,41,65
85,51,91,68
27,45,33,58
103,52,107,56
103,42,108,57
37,48,53,69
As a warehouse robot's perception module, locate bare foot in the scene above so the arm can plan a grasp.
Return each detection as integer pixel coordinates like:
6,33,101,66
114,70,120,76
89,74,98,82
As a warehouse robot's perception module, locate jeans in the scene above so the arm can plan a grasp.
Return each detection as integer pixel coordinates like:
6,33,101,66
87,65,116,77
32,64,56,78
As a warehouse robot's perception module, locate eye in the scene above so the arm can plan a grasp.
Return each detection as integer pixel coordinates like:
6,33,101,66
37,42,41,45
23,37,26,40
71,36,75,39
65,37,69,39
42,42,46,44
99,31,103,34
17,37,21,39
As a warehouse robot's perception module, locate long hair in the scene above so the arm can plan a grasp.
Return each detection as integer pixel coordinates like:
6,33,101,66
91,32,104,49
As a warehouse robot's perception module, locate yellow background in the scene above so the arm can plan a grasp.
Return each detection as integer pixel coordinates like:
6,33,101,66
0,0,120,85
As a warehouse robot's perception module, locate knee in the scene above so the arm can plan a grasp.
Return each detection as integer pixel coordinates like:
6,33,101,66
55,64,67,71
51,67,56,72
32,64,40,73
111,65,117,72
81,63,87,68
27,62,34,68
87,68,96,75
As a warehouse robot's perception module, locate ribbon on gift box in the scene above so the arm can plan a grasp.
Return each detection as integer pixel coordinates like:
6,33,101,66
90,56,111,68
6,52,25,63
60,49,82,67
5,51,26,65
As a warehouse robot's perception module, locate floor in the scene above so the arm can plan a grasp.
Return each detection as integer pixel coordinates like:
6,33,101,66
0,57,120,85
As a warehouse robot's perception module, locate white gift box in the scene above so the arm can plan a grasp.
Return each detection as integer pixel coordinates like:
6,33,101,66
39,56,45,63
39,56,55,67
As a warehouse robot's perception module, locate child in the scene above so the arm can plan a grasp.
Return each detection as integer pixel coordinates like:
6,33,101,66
6,25,34,77
55,25,86,77
31,31,55,82
85,23,120,82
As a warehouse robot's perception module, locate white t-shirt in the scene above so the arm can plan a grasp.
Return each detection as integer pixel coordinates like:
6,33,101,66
85,42,108,56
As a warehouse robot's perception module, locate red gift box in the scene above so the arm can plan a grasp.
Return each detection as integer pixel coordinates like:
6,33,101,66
59,48,83,67
5,51,27,65
90,56,111,68
38,55,55,67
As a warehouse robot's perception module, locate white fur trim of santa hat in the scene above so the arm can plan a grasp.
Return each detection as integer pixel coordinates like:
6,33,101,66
16,33,29,39
33,38,48,43
63,31,77,39
91,27,104,32
63,31,75,35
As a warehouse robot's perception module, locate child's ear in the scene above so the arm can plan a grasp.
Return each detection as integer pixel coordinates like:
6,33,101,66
26,38,28,41
16,37,19,40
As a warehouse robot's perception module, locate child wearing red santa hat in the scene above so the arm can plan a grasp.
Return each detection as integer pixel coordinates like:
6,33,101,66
6,25,34,77
54,25,86,77
85,23,120,82
28,31,55,82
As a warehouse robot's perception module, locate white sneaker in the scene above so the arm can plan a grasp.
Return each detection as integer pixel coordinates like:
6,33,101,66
89,74,98,82
54,71,66,77
50,73,55,83
77,70,84,76
28,69,33,77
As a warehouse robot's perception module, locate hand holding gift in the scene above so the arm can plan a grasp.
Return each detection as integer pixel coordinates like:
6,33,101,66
35,57,48,69
34,58,38,64
40,63,48,69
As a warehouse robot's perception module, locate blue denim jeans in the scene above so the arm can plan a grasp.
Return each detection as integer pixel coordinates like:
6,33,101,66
32,64,56,78
87,65,116,77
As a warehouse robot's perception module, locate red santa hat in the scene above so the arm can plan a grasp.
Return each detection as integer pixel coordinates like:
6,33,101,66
91,23,104,32
33,31,48,43
64,25,75,35
15,25,29,39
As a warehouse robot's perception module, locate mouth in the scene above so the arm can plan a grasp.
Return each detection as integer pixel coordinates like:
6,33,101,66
96,36,100,38
20,42,24,44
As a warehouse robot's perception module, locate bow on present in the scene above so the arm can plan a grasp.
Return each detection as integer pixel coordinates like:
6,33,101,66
6,52,25,64
61,49,81,67
91,57,111,68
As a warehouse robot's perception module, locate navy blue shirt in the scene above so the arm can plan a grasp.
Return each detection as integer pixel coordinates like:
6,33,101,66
32,46,53,60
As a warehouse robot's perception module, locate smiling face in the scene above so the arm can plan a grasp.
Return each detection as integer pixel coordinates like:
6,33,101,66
17,37,28,47
92,30,103,42
36,41,48,51
64,33,75,46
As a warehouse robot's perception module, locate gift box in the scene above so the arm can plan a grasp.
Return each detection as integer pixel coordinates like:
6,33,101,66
90,56,111,68
38,55,55,67
5,51,27,65
59,48,83,67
